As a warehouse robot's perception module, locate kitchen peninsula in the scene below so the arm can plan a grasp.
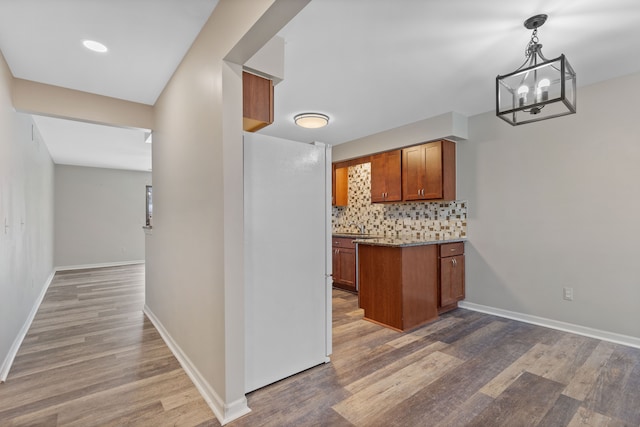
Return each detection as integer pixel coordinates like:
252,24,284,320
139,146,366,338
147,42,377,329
355,237,466,332
331,138,467,331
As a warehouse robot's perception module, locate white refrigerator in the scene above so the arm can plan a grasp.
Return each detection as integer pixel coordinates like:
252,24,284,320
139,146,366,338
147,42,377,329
244,132,332,393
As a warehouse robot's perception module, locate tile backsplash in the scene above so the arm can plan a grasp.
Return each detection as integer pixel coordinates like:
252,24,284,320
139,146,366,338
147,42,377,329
332,163,467,239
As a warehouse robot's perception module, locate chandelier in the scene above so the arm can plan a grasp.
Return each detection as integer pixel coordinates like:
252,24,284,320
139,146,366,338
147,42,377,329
496,14,576,126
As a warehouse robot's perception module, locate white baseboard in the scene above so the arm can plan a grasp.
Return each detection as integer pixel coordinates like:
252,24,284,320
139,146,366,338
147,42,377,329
458,301,640,349
0,269,56,383
55,260,145,272
143,305,251,425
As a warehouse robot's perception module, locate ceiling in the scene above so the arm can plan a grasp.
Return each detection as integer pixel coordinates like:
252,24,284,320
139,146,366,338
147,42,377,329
32,116,152,172
1,0,640,170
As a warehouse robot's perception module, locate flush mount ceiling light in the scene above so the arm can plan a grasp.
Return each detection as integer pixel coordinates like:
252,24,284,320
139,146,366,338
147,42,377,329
294,113,329,129
82,39,108,53
496,14,576,126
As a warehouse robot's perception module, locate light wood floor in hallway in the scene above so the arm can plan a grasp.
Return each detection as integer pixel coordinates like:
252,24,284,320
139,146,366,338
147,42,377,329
0,264,217,426
1,264,640,426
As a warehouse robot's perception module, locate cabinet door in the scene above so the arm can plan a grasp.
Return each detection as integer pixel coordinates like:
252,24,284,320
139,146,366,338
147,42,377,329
402,145,426,201
370,153,387,203
338,248,356,288
243,72,274,132
440,255,465,307
332,247,341,281
384,150,402,201
333,247,355,292
423,141,443,199
334,166,348,206
332,164,336,205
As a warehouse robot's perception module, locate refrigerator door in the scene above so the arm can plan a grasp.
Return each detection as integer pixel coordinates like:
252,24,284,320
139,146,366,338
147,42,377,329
244,132,331,393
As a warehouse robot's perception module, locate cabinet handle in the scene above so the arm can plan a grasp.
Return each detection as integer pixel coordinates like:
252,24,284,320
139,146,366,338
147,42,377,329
452,258,457,266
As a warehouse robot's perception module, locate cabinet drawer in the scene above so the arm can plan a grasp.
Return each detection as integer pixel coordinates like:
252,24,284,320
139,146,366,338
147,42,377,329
439,242,464,257
333,237,356,249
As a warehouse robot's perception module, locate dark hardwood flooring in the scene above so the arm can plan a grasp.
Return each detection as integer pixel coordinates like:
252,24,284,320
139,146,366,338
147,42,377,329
234,291,640,427
1,265,639,426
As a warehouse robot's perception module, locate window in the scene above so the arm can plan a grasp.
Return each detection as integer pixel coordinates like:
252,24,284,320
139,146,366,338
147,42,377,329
145,185,153,227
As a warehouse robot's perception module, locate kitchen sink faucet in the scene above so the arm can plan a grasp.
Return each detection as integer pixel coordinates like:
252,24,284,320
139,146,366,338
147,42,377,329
348,222,366,234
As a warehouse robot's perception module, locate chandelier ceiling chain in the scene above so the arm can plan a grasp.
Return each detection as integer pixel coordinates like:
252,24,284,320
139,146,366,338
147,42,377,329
526,29,539,57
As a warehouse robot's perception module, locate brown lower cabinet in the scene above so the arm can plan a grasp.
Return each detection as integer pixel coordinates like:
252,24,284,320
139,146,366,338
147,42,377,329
438,242,465,314
358,242,465,331
332,237,356,292
358,244,439,331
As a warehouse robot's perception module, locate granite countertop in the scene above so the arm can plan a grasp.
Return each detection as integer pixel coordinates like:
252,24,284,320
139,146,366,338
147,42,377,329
353,236,467,247
332,232,384,239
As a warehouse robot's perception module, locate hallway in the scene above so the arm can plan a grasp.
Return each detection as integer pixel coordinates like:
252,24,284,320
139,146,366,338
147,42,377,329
0,264,217,426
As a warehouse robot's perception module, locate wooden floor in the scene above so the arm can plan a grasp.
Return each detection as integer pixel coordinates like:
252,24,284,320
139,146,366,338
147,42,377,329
235,292,640,427
0,264,217,426
1,265,640,426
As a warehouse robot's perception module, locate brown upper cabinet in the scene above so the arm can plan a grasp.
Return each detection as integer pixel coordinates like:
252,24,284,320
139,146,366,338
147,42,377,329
370,150,402,203
402,140,456,201
333,165,348,206
243,71,274,132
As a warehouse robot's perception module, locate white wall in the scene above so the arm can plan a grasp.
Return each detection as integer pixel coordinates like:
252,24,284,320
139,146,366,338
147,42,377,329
457,71,640,341
54,165,151,268
0,51,54,379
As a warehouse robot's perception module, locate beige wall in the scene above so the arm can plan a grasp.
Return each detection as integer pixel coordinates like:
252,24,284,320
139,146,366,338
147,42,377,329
0,51,55,380
54,165,151,268
457,71,640,341
145,0,310,422
12,79,153,130
333,111,468,161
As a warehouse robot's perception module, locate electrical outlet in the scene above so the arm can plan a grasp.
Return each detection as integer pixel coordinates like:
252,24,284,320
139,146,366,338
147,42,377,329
563,287,574,301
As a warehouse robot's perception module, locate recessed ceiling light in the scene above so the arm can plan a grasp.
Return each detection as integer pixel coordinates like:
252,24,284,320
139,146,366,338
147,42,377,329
82,39,108,53
294,113,329,129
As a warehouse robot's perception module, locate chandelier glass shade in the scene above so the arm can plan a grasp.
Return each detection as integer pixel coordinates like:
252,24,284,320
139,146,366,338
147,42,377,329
496,15,576,126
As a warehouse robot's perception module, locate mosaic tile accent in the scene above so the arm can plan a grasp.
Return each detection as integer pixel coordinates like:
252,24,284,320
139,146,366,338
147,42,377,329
332,163,467,240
